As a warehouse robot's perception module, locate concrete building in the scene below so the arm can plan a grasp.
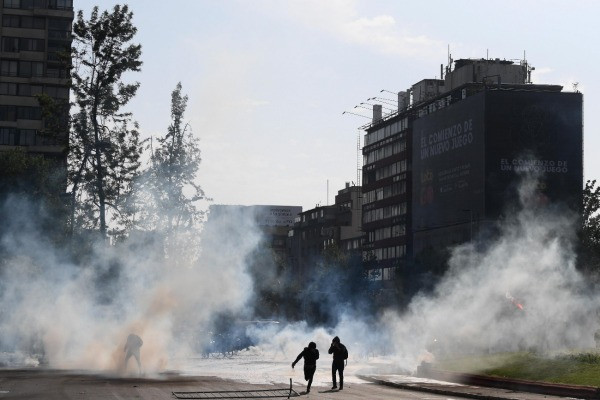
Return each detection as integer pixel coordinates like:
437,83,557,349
288,183,362,283
0,0,73,159
361,58,583,285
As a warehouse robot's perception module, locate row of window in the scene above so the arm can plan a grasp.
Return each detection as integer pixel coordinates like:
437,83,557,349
0,127,56,146
375,160,407,182
0,105,42,121
3,0,73,10
301,209,325,222
1,60,68,78
363,202,407,223
0,82,69,99
364,245,406,262
364,117,409,146
417,94,453,118
344,238,360,250
363,139,406,165
363,181,406,204
367,224,406,243
367,266,400,281
2,14,45,29
2,37,45,52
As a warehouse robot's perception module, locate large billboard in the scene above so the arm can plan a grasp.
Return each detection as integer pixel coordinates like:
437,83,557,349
484,91,583,215
412,92,486,235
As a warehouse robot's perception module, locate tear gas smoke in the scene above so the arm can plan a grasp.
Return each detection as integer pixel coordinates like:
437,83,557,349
246,174,600,374
0,195,259,374
1,174,598,380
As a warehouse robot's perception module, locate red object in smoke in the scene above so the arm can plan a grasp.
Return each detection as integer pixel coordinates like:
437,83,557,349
506,292,525,312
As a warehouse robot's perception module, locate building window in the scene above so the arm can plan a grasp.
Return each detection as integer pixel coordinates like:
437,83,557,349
22,38,45,52
19,129,37,145
20,16,45,29
45,85,69,99
0,127,17,145
2,37,19,52
46,66,68,78
0,82,18,96
18,61,44,77
48,0,73,9
48,17,71,31
16,106,42,120
17,84,43,97
0,106,17,121
2,15,20,28
3,0,20,8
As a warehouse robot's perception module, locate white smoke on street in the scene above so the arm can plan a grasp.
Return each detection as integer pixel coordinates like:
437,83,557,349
247,174,600,374
1,174,598,380
0,197,260,374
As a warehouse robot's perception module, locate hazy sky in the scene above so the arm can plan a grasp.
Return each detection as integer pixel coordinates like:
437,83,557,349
74,0,598,210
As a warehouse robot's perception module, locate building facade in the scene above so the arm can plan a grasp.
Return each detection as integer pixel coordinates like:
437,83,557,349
0,0,73,159
361,58,583,283
288,183,362,283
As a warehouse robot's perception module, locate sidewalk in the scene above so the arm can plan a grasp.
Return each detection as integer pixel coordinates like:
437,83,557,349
359,370,599,400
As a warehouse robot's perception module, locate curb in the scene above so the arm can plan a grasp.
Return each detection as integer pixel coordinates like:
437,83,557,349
415,367,600,400
358,374,514,400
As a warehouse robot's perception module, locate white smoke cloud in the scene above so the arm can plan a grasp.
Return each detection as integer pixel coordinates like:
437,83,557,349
1,173,597,381
0,197,260,375
246,174,599,375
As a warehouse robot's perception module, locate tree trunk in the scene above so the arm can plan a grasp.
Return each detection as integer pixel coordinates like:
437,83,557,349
91,104,107,239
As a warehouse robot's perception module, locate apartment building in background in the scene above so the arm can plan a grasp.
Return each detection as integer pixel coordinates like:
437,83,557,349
0,0,73,160
288,183,362,283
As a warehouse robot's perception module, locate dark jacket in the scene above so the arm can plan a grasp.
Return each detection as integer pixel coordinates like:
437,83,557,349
328,342,347,362
294,347,319,367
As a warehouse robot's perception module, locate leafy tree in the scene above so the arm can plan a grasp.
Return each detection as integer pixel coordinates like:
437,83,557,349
579,179,600,277
0,149,68,245
69,4,143,239
137,83,208,260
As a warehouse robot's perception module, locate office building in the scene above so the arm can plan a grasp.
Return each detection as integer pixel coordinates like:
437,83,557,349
361,58,583,284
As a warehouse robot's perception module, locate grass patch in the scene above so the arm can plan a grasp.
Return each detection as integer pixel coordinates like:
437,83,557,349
433,351,600,387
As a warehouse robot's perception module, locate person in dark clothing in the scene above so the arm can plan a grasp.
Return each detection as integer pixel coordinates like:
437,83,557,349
328,336,347,390
292,341,319,393
124,333,143,375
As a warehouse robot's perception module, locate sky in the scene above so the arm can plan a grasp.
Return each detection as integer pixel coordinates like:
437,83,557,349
74,0,599,210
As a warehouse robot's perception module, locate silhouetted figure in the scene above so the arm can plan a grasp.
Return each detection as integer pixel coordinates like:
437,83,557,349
328,336,348,390
291,341,319,393
124,333,143,374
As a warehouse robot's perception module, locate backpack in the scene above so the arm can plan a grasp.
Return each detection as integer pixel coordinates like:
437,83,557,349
341,344,348,360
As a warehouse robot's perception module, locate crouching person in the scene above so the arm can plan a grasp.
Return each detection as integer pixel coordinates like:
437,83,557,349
292,341,319,393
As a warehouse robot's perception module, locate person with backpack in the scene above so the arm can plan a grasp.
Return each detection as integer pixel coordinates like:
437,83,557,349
292,341,319,393
328,336,348,390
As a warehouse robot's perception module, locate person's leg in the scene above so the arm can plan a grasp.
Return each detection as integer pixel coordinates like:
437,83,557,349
134,351,141,374
124,352,132,369
331,362,337,388
339,364,344,390
306,366,315,392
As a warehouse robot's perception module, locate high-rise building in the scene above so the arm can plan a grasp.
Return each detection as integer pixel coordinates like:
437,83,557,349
361,58,583,287
0,0,73,159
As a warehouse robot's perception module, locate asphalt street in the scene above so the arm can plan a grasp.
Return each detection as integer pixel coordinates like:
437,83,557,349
0,369,585,400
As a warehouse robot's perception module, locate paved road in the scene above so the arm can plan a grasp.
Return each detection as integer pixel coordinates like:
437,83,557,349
0,369,467,399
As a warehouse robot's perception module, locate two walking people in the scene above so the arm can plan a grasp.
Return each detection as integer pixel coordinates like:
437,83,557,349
291,336,348,392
